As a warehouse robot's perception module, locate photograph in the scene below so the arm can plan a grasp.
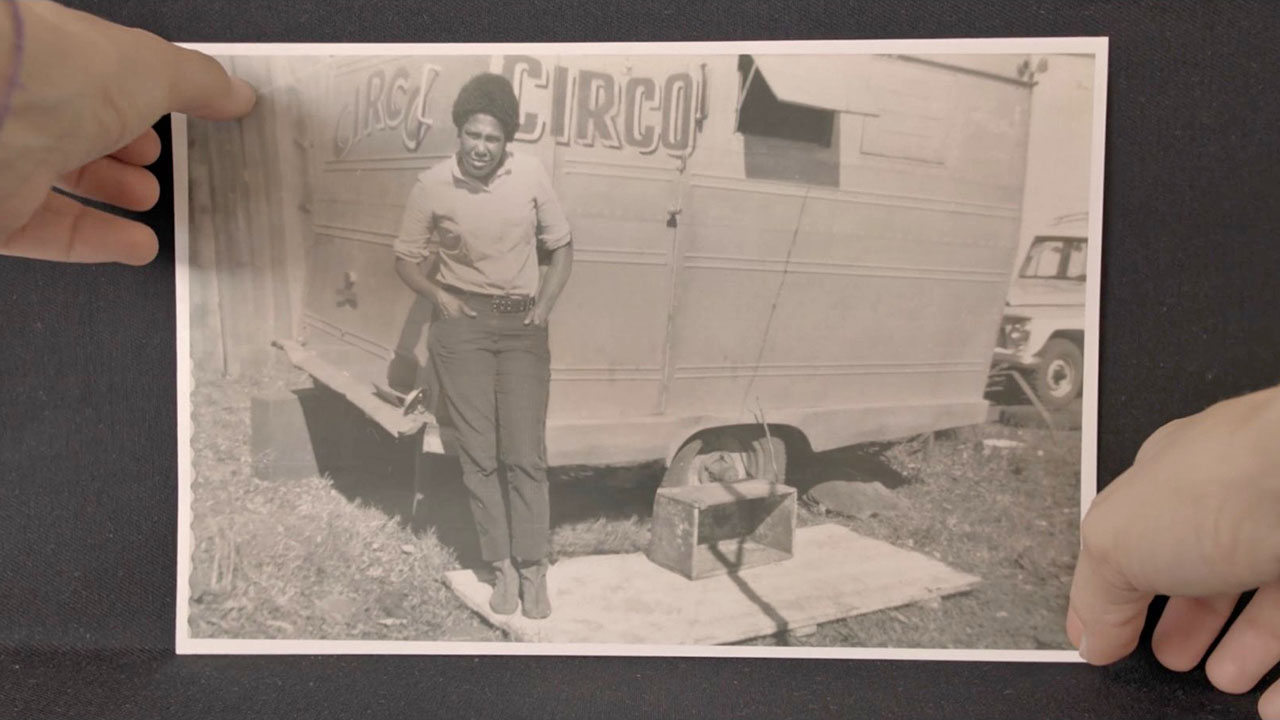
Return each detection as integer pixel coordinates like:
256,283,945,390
173,38,1107,658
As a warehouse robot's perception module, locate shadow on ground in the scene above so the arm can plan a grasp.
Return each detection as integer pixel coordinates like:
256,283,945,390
294,388,482,567
549,463,664,526
297,387,667,569
789,442,914,496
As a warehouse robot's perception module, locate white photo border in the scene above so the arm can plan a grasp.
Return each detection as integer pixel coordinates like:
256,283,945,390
173,35,1109,660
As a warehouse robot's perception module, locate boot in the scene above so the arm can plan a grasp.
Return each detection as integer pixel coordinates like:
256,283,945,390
489,558,518,615
517,559,552,620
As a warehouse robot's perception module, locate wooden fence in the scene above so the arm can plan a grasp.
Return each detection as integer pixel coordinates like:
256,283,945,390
187,56,329,380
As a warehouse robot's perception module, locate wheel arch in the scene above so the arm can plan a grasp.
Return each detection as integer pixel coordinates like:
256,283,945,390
1044,329,1084,353
662,422,812,467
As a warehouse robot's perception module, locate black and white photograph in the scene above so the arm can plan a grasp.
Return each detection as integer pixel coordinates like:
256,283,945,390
174,38,1106,658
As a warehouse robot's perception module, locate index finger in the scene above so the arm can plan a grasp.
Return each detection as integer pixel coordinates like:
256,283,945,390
117,28,256,121
162,43,258,120
44,3,257,123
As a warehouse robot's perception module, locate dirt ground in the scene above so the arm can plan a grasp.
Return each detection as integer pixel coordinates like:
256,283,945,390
187,367,1081,650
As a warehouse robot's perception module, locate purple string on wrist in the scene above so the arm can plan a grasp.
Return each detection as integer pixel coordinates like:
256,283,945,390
0,0,24,137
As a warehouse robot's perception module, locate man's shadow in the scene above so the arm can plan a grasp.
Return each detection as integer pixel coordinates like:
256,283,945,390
295,287,488,568
407,452,487,569
300,395,487,570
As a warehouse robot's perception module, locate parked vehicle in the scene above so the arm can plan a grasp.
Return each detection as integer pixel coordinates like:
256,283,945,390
991,213,1087,409
274,51,1037,487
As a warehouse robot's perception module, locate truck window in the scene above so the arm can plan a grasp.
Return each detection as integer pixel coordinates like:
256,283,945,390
1021,239,1065,278
736,55,840,187
736,55,834,146
1020,236,1088,280
1065,239,1087,279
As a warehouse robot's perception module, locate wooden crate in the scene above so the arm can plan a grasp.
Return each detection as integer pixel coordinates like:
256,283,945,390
646,479,797,579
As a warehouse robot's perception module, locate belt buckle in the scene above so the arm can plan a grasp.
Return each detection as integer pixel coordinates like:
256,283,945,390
494,294,528,314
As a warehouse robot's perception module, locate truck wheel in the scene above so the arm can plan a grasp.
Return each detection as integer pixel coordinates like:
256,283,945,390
661,429,787,488
1032,338,1083,410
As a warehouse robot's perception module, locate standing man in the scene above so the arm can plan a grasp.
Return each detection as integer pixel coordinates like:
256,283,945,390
393,72,573,620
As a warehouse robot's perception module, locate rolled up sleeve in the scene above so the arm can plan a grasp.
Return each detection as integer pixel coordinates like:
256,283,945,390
531,162,572,252
393,180,436,263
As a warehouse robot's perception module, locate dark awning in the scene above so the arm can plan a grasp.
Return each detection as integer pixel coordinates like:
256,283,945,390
747,54,880,115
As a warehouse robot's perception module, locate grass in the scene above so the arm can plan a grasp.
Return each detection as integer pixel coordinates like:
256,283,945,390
188,371,498,642
765,424,1081,649
187,369,1080,649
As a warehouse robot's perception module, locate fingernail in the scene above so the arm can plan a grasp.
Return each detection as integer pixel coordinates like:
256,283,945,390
231,76,258,111
1077,636,1089,663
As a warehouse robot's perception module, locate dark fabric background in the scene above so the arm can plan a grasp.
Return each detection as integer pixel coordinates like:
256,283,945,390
2,1,1278,717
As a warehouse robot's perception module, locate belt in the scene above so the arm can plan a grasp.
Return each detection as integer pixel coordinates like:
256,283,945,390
442,286,535,314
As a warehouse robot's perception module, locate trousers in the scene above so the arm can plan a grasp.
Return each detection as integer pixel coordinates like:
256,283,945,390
427,300,551,563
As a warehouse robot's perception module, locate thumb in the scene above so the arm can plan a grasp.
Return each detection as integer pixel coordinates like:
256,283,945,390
1067,539,1152,665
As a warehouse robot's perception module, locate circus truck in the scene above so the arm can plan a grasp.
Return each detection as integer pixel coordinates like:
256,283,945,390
272,51,1035,490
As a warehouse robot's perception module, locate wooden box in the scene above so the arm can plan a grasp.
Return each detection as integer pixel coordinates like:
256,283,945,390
646,479,797,580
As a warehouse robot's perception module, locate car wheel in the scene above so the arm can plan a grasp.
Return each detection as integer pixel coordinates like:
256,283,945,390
1032,338,1083,410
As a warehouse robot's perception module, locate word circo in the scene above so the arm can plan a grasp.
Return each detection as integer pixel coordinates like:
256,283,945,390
332,58,702,159
501,55,702,156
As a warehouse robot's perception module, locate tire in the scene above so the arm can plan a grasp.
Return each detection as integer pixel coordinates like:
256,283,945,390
661,428,788,488
1032,338,1083,410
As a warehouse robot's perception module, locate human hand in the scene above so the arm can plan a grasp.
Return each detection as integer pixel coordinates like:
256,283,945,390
1067,383,1280,718
434,290,476,320
0,1,256,265
523,304,549,327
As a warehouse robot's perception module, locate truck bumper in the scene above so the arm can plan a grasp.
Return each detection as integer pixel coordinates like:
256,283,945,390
273,338,429,439
992,347,1039,371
